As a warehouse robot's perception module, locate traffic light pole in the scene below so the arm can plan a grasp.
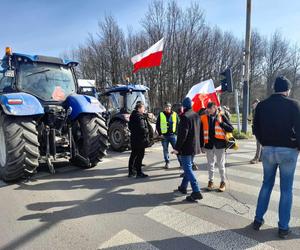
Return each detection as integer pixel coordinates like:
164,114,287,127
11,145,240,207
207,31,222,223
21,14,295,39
234,89,241,133
242,0,251,133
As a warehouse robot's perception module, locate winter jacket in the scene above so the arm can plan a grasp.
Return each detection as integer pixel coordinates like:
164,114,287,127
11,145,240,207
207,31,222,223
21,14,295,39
129,110,149,148
253,94,300,150
174,109,201,156
200,112,234,149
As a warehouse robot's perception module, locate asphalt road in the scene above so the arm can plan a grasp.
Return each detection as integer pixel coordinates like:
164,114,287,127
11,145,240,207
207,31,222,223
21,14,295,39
0,139,299,250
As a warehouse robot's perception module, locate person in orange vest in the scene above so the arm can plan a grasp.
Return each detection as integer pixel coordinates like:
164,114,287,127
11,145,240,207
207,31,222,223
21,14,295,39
200,102,234,192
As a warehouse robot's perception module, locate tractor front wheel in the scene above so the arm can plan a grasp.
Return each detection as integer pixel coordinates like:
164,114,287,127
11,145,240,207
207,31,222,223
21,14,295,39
0,113,40,181
108,121,130,152
73,114,108,168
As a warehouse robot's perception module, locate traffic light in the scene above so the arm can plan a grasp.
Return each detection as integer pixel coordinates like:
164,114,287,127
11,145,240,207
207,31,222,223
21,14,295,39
220,68,234,93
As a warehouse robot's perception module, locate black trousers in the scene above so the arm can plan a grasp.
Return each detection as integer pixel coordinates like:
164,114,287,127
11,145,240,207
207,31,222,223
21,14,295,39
128,146,145,174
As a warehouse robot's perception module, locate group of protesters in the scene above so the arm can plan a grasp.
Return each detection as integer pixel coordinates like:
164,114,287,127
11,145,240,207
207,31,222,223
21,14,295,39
127,76,300,239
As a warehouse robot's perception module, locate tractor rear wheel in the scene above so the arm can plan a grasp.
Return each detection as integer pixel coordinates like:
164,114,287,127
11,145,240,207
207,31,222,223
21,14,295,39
108,120,130,152
74,114,108,167
0,113,40,181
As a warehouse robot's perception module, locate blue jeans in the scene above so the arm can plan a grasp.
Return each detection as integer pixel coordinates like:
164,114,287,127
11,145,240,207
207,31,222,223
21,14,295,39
180,155,200,193
255,146,298,230
162,135,181,165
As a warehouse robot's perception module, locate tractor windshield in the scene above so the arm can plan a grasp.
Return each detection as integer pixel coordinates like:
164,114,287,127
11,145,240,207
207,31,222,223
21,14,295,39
107,92,124,112
126,91,148,112
18,62,76,101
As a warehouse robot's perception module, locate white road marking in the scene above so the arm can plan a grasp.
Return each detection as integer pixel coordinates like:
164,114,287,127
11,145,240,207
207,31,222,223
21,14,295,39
196,174,300,209
198,190,300,235
146,205,276,250
225,168,300,189
98,229,158,249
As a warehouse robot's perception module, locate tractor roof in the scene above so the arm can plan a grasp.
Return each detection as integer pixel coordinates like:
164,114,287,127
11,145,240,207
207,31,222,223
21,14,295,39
1,52,78,67
78,79,96,88
104,84,149,95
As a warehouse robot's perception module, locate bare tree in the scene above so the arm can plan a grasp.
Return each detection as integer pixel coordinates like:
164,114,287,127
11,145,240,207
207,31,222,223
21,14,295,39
263,31,289,96
67,1,299,111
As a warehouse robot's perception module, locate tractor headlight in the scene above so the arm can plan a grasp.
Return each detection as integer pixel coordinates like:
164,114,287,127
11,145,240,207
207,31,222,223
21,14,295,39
90,98,99,104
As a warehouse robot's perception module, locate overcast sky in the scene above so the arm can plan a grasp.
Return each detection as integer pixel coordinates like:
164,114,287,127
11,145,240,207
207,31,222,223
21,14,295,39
0,0,299,57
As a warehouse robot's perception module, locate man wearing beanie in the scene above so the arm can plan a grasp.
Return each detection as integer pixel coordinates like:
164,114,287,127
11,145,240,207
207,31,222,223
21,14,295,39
172,97,203,202
253,76,300,239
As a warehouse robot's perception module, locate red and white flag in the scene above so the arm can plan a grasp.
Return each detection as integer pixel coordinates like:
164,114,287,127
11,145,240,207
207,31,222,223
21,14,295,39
131,38,164,73
215,85,222,94
186,79,220,112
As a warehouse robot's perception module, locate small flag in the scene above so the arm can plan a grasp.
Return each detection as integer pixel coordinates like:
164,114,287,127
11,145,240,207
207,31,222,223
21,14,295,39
186,79,220,112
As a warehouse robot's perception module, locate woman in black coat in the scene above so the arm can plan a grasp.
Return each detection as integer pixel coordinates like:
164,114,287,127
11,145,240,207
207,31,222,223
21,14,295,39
128,102,149,178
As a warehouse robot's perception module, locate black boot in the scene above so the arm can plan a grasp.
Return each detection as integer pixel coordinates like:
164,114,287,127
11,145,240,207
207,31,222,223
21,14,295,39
177,186,187,194
136,172,149,178
186,192,203,202
128,172,136,178
252,219,264,231
278,229,290,239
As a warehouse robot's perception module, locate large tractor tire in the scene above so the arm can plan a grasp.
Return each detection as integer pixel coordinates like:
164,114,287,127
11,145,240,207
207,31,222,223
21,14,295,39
74,114,108,168
108,120,130,152
0,113,40,182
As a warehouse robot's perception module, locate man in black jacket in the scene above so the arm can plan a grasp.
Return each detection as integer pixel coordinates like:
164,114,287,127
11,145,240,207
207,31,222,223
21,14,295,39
200,102,234,192
253,76,300,239
128,102,149,178
172,97,203,202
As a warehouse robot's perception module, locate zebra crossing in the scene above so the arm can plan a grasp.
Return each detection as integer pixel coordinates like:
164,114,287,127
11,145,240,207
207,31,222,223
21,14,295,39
98,140,300,250
0,139,299,249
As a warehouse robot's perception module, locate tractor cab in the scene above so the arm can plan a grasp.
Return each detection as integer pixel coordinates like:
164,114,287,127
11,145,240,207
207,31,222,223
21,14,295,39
0,48,78,102
78,79,98,99
103,84,149,116
102,84,156,152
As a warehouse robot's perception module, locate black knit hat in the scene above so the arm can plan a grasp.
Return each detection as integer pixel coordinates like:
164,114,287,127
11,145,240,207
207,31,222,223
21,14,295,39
182,97,192,109
274,76,292,92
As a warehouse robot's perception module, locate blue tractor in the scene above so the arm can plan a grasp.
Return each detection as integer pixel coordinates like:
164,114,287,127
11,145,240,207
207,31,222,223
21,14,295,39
0,47,108,181
102,84,156,151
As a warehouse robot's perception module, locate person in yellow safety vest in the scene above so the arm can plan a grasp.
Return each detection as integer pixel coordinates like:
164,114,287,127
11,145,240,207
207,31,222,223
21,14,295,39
200,102,234,192
156,102,181,169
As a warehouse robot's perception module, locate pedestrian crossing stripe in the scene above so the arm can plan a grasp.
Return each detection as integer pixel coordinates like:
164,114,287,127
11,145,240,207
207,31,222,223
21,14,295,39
98,229,158,249
225,168,300,189
195,174,300,209
199,152,300,177
196,190,300,236
225,161,300,177
146,205,276,250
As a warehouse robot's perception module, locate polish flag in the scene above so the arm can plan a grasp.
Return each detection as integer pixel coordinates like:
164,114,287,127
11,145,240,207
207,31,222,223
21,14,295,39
215,85,222,93
186,79,220,112
131,38,164,73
